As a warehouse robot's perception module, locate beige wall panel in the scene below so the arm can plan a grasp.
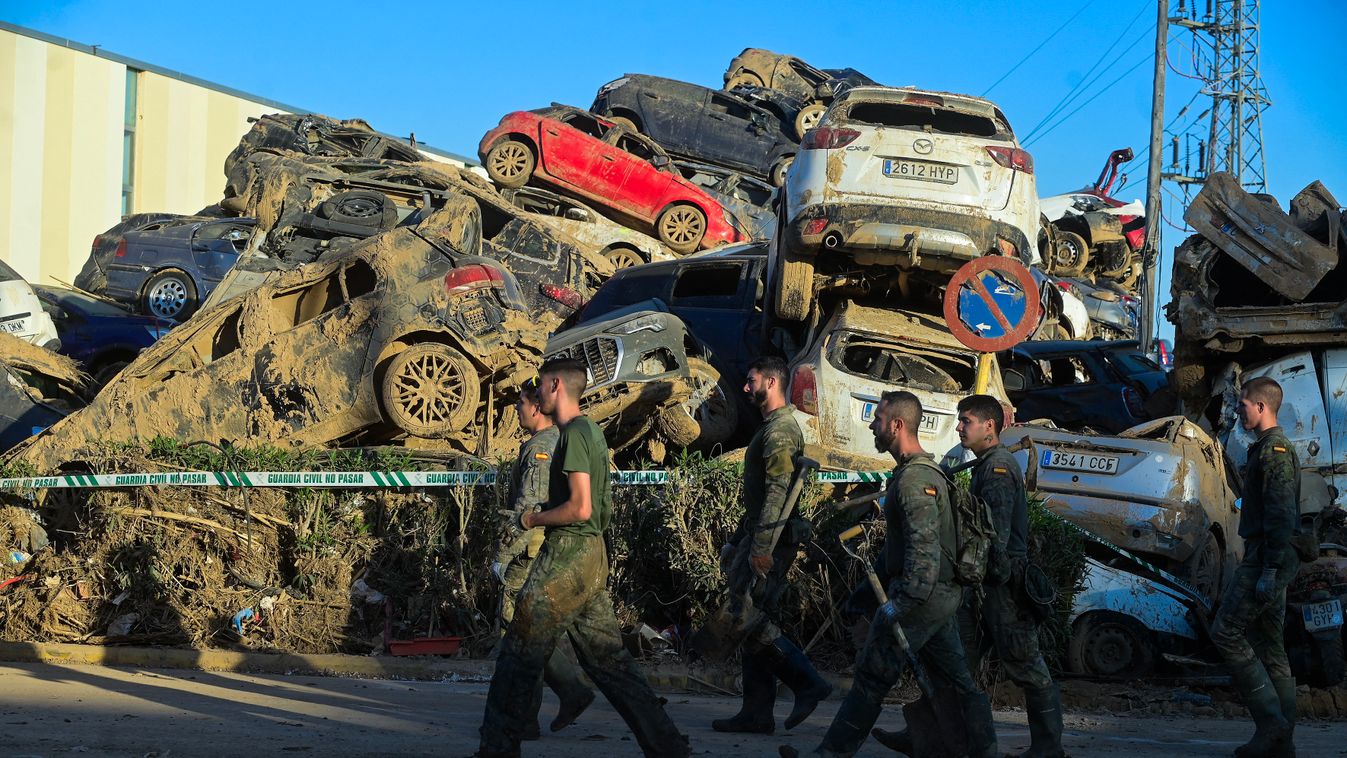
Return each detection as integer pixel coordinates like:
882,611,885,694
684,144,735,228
59,50,124,284
0,32,48,281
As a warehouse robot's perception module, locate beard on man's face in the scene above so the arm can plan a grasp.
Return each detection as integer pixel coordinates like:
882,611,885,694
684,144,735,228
873,425,894,453
752,387,768,407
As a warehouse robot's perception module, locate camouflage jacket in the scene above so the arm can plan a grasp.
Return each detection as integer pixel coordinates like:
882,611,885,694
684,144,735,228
1240,425,1300,569
971,444,1028,561
494,425,559,565
732,404,803,558
885,452,956,609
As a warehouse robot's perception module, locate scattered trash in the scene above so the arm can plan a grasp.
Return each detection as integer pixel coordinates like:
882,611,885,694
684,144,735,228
107,613,139,637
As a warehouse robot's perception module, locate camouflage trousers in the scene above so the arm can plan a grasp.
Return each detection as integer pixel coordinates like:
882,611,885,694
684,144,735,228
499,554,591,721
479,532,686,758
959,580,1056,695
1212,548,1301,679
814,583,966,757
724,534,801,650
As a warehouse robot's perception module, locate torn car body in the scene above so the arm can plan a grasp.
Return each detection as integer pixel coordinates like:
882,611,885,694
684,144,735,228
0,333,90,453
7,211,546,474
495,185,675,269
224,113,423,176
1002,416,1242,600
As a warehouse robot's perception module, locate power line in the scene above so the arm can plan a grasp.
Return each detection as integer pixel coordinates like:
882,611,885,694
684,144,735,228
1024,47,1158,148
981,0,1098,97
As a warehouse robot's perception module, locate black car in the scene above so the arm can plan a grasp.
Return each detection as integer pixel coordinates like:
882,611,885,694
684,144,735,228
999,339,1174,434
34,285,171,387
77,215,254,321
673,160,777,241
591,74,798,185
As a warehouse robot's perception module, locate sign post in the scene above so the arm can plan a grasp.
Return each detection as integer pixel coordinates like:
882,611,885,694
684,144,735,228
942,257,1041,392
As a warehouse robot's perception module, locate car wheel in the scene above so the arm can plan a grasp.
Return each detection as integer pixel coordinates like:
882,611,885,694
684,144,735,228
725,72,765,90
606,115,639,133
603,246,645,270
656,204,707,254
92,360,130,389
320,190,396,229
485,139,535,188
1067,612,1155,678
1185,529,1225,601
380,343,479,437
774,250,815,321
1115,260,1142,290
142,270,198,321
656,406,701,448
1051,231,1090,277
794,102,827,140
770,155,795,187
679,357,739,447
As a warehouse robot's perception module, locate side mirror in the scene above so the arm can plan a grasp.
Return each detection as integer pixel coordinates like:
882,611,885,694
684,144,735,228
650,154,671,169
1002,369,1027,393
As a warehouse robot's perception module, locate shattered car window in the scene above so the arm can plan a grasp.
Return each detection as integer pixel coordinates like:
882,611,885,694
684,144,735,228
615,133,658,162
829,332,965,392
1038,357,1095,386
557,110,607,139
844,102,1004,138
670,264,742,305
707,94,754,121
1104,350,1161,375
491,220,559,265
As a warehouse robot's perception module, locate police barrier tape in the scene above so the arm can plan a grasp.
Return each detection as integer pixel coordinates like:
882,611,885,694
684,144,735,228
0,469,895,490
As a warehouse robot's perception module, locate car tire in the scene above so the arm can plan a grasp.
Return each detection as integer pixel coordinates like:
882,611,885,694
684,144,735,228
656,204,706,254
657,406,701,448
1184,528,1225,601
320,190,397,229
603,246,646,270
725,72,765,90
679,357,739,448
606,115,639,133
794,102,827,140
1067,611,1156,678
774,250,815,321
92,360,130,389
770,155,795,187
1051,230,1090,277
1115,260,1142,290
485,139,535,188
142,270,198,321
380,343,479,438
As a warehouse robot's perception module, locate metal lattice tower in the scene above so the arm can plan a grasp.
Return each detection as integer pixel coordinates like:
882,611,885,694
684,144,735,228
1164,0,1271,198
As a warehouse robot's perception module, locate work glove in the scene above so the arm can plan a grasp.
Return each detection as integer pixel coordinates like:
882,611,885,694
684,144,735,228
491,562,506,583
1255,567,1279,605
875,599,902,629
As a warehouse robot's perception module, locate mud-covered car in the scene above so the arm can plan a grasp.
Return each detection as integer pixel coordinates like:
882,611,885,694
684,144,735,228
723,48,877,138
34,285,171,388
0,333,90,454
1062,275,1139,340
224,113,423,175
7,207,546,473
1000,339,1172,434
777,86,1040,320
1001,416,1242,600
788,301,1009,472
213,154,611,328
590,75,798,186
674,161,778,241
544,303,735,456
496,186,674,269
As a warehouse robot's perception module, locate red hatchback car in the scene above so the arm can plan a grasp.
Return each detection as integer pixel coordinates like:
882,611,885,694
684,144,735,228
478,106,744,254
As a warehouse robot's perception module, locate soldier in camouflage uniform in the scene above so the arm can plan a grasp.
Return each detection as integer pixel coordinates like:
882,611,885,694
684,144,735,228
711,356,832,735
1212,376,1301,758
477,358,687,758
787,390,983,758
490,379,593,739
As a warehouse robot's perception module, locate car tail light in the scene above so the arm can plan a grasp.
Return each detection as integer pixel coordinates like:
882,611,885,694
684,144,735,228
801,126,860,150
985,146,1034,174
114,238,128,258
1122,386,1146,418
540,283,584,310
791,365,818,415
444,264,504,296
1157,340,1171,367
802,218,828,236
903,93,946,108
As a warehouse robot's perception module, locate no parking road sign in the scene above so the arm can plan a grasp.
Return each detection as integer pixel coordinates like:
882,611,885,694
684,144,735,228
942,257,1041,352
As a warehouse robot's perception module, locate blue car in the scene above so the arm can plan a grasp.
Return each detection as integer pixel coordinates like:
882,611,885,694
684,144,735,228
34,285,173,387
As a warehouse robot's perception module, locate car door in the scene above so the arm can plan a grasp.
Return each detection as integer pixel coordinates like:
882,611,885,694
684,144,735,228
1226,350,1330,472
699,93,776,173
190,221,251,286
608,132,678,221
634,80,707,155
1321,348,1347,504
664,260,752,382
538,111,609,191
1017,351,1130,432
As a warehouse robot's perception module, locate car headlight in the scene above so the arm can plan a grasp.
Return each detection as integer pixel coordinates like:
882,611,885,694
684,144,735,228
611,314,666,335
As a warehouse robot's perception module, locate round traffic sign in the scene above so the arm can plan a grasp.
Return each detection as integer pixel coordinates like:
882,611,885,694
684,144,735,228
942,256,1041,352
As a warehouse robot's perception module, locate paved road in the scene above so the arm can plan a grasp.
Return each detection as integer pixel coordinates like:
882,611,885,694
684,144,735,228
1,662,1344,756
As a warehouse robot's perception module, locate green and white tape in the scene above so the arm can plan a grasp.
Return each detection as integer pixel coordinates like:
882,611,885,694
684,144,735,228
0,469,892,490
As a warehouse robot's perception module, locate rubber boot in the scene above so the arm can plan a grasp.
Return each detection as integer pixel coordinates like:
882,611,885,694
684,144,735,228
870,725,913,755
771,636,834,730
712,647,777,734
963,691,1000,758
1231,660,1291,758
1271,678,1297,758
1013,684,1065,758
544,650,595,732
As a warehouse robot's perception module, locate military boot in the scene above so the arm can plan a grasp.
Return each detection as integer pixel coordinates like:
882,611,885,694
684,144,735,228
962,691,1000,758
1270,677,1297,758
1231,659,1291,757
712,647,777,734
1012,683,1065,757
769,636,834,729
544,650,595,732
870,725,913,755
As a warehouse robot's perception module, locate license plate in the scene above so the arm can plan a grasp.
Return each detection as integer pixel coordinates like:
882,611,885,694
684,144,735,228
1303,599,1344,632
1040,449,1119,474
882,158,959,184
0,320,25,334
860,401,939,433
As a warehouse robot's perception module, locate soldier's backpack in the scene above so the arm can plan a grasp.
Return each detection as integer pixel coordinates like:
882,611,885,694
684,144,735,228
911,458,1004,587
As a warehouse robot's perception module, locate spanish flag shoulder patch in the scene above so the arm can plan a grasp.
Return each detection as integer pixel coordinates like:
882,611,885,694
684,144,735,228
534,452,551,460
992,466,1008,475
923,486,938,497
1272,445,1287,454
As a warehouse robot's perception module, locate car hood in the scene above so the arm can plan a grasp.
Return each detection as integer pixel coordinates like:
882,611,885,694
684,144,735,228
546,301,680,353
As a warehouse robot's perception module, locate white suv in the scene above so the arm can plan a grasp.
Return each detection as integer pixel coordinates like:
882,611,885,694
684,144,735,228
777,86,1040,320
0,259,59,349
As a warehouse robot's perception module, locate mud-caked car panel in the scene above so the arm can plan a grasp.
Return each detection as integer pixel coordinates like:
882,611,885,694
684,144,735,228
224,113,423,176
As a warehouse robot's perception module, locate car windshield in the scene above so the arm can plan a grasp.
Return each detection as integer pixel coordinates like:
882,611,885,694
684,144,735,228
580,267,669,320
38,288,129,317
827,331,967,392
844,101,1007,138
1105,349,1162,374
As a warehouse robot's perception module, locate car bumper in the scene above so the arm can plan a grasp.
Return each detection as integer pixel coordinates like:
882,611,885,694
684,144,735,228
786,202,1032,272
1039,491,1206,564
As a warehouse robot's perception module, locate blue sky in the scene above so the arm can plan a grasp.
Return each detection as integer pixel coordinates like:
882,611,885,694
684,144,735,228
6,0,1345,338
